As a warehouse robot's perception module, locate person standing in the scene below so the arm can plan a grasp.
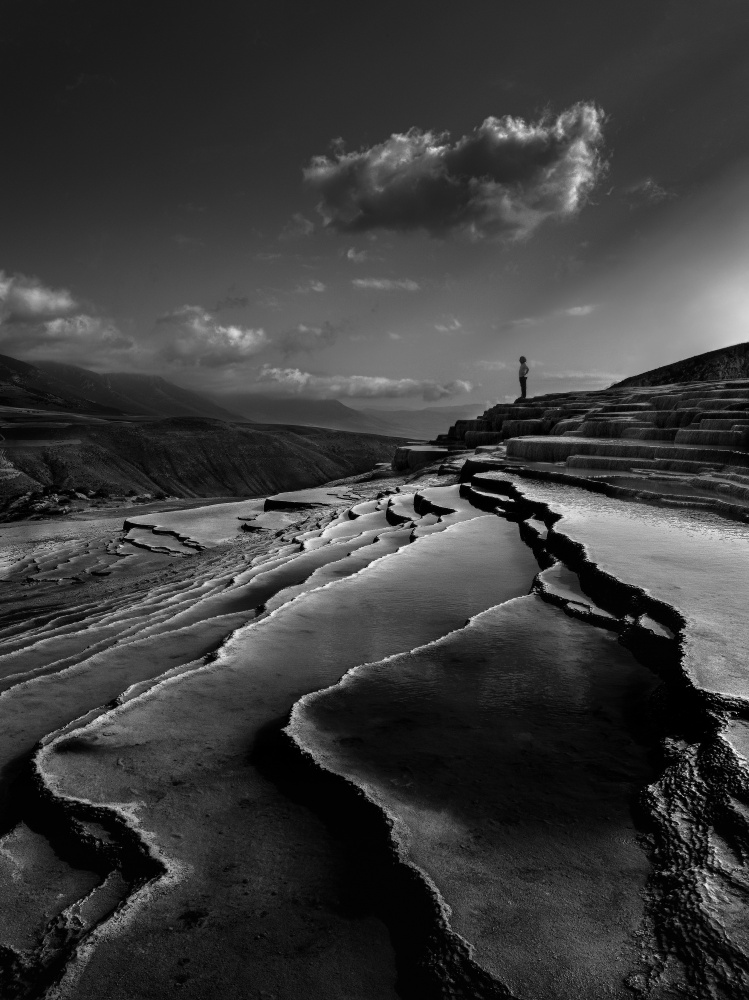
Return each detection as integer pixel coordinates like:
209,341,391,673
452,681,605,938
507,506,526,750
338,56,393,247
518,356,529,399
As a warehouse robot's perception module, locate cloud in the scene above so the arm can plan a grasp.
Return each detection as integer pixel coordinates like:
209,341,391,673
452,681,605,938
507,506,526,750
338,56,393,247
434,316,463,333
154,305,267,367
272,321,343,356
305,103,605,240
294,279,327,293
280,212,315,240
0,312,134,367
352,278,420,291
257,366,474,400
0,270,79,322
346,247,369,263
624,178,673,208
562,304,595,316
387,331,402,340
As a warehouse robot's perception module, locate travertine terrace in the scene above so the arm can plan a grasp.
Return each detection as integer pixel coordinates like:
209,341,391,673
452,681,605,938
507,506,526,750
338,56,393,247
3,377,749,999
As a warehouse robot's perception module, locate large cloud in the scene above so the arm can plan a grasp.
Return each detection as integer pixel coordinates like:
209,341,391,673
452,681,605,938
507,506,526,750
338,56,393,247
305,103,605,240
154,305,267,367
0,270,79,322
0,312,135,366
258,365,474,401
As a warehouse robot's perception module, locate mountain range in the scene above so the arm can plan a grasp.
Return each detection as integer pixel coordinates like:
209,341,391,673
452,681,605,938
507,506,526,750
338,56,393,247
0,353,484,438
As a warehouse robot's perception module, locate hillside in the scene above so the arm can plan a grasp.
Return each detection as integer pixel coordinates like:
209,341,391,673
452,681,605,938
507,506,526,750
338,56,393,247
614,341,749,387
33,361,246,421
217,393,395,435
2,418,401,498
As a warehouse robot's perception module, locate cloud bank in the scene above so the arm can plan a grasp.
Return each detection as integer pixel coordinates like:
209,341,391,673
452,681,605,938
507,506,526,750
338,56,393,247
305,103,605,240
0,271,79,322
155,305,267,367
258,366,474,400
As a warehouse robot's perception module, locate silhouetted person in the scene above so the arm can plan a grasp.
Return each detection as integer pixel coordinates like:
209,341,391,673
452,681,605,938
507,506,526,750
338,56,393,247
518,356,529,399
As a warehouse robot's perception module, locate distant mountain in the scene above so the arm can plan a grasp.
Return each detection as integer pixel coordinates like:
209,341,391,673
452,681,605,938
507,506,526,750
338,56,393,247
0,353,246,421
217,393,396,435
355,403,486,439
217,395,486,439
614,342,749,388
35,361,246,421
0,353,124,414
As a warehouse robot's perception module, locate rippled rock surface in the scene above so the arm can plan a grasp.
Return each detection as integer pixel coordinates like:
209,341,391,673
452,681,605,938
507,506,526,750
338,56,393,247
1,429,749,998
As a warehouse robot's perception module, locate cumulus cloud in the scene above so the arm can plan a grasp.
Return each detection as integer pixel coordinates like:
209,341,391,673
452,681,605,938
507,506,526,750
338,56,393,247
346,247,369,263
305,103,606,240
435,317,463,333
0,312,134,367
154,305,267,367
272,321,343,356
257,365,474,400
0,270,79,322
352,278,420,291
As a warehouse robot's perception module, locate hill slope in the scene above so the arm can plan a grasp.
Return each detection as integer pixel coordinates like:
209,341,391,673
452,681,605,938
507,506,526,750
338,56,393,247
3,418,401,497
614,342,749,387
217,393,394,435
34,361,246,420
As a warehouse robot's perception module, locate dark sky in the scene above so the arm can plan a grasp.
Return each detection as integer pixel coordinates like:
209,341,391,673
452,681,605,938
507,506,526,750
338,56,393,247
3,0,749,406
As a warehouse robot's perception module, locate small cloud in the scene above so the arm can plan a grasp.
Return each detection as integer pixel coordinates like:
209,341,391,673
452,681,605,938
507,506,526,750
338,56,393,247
623,178,673,208
173,234,205,250
154,305,267,367
352,278,420,291
257,366,474,400
388,331,402,340
346,247,369,263
562,304,595,317
476,359,508,371
254,252,283,261
280,212,315,240
434,317,463,334
0,270,79,322
294,279,326,294
305,103,606,241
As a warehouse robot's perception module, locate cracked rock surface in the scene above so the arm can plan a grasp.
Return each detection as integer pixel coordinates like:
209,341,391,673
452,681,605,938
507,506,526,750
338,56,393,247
2,388,749,998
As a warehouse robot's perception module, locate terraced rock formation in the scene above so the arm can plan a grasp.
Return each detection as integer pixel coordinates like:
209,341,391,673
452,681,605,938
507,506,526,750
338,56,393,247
2,407,749,998
435,377,749,514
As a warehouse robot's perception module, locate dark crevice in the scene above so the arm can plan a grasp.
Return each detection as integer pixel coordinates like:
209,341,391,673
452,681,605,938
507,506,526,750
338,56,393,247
250,718,517,1000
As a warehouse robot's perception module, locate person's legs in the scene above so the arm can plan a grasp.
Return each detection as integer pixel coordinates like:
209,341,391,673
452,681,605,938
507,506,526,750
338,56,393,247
519,376,527,399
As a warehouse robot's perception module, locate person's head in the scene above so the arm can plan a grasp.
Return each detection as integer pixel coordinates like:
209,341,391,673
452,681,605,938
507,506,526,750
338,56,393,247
519,356,526,363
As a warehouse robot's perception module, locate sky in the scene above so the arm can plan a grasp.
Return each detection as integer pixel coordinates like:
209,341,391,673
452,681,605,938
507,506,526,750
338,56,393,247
3,0,749,409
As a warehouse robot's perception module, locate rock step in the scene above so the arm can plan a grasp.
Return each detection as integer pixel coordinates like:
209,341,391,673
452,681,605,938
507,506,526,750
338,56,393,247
506,435,749,467
620,427,679,441
699,419,749,430
566,456,658,471
675,428,749,446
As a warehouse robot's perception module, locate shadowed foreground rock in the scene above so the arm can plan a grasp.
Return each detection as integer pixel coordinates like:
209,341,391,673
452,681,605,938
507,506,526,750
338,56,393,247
3,381,749,998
